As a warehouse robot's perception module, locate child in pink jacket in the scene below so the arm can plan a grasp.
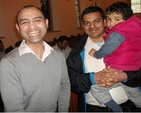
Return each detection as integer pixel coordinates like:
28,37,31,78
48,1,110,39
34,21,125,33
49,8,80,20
89,2,141,112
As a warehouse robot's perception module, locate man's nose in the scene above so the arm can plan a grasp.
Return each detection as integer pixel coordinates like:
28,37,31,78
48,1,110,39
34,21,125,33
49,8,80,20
90,22,96,28
28,21,36,28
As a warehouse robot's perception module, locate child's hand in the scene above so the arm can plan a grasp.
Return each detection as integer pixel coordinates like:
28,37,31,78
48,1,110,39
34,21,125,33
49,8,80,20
88,48,96,57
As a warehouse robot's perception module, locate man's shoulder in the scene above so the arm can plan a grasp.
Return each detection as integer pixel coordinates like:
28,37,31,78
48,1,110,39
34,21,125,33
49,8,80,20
51,49,65,59
2,48,19,60
52,44,59,50
66,46,72,51
0,49,20,67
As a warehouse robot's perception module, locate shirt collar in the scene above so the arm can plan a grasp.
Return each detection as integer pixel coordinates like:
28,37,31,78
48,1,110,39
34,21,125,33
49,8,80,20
19,40,53,61
85,36,104,47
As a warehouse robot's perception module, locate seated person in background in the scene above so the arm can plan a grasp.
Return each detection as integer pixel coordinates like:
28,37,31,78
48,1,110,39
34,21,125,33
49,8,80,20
89,2,141,112
52,35,72,59
0,40,6,60
15,40,22,48
5,46,14,54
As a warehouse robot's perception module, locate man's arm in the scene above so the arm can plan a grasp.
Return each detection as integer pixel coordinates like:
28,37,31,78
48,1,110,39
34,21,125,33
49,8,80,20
110,69,141,87
66,51,93,93
98,68,141,88
58,57,70,112
0,59,25,111
66,50,105,93
123,69,141,87
94,32,125,59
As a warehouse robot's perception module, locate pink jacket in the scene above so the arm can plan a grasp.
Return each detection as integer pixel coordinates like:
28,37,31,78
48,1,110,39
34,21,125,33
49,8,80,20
104,15,141,71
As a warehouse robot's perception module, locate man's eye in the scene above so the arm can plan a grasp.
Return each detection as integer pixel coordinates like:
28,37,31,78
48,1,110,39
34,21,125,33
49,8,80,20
21,21,28,24
95,20,100,23
84,22,90,26
35,19,41,21
34,18,42,22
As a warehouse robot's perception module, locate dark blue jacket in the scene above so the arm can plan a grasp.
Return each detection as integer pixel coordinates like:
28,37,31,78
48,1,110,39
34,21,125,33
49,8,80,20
66,35,141,111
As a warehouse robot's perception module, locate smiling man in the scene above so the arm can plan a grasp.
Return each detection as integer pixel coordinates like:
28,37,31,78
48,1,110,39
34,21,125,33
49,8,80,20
0,5,70,112
66,6,141,112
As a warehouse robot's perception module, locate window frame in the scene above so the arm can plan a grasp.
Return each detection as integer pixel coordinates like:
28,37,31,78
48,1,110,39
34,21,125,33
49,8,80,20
130,0,141,13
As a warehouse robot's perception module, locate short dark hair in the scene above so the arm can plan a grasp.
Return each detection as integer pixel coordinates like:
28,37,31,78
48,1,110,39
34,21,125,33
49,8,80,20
15,40,22,47
57,35,69,43
81,6,105,22
5,46,14,54
16,5,46,24
106,2,133,20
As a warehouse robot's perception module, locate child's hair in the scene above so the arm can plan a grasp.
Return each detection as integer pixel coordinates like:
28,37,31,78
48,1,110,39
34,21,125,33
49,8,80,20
105,2,133,20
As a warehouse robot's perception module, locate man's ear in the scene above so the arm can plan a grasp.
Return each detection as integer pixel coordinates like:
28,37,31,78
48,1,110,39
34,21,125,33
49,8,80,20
15,24,20,33
45,19,49,28
104,19,106,27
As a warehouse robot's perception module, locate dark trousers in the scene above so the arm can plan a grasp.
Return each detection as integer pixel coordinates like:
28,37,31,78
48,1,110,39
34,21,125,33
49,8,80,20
86,100,136,112
0,95,4,112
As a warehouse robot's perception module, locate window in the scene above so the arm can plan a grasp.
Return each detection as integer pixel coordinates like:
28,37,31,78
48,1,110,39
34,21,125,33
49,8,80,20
130,0,141,13
40,0,51,30
75,0,81,28
40,0,60,31
0,2,4,38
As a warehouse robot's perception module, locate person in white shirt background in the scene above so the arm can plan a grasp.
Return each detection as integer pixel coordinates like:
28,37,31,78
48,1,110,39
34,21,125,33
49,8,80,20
0,40,6,60
52,35,72,59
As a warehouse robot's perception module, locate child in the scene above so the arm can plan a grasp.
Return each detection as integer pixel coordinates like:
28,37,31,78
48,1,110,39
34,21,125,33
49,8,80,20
89,2,141,112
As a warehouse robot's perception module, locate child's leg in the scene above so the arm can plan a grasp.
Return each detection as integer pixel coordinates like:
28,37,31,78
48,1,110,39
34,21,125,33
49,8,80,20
121,84,141,108
91,84,122,112
105,99,122,112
